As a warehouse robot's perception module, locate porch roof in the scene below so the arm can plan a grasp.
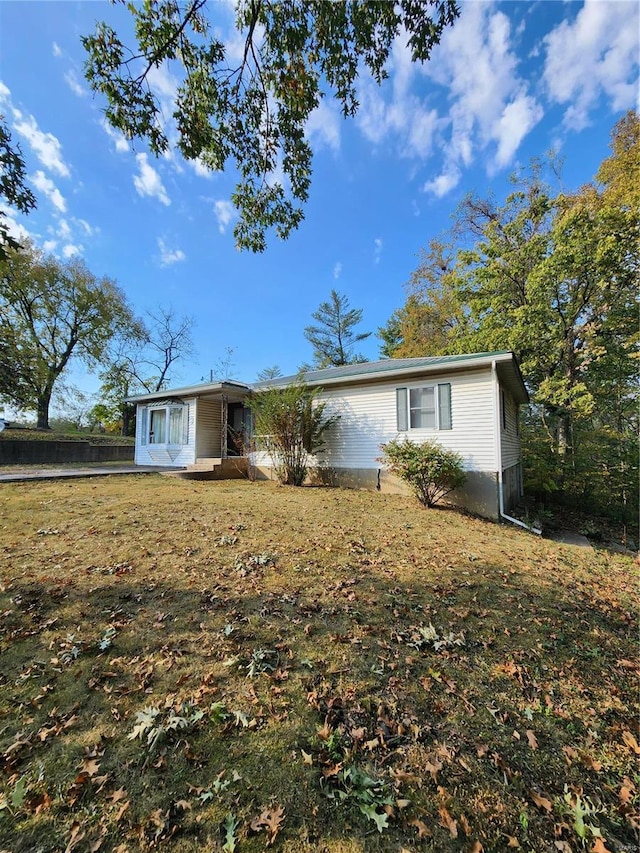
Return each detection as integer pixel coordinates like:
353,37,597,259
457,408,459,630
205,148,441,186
125,380,251,405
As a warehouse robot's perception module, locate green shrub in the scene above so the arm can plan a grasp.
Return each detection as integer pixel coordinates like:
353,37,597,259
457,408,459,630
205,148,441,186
379,438,467,508
249,382,339,486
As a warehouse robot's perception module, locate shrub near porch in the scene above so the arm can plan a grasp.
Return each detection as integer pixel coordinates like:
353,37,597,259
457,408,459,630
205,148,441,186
0,477,637,852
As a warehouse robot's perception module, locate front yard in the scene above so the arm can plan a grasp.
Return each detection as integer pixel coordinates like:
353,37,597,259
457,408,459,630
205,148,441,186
0,476,637,852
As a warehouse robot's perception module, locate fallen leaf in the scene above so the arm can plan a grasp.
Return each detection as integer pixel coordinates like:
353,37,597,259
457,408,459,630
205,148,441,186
525,730,538,750
251,805,285,845
622,731,640,754
438,805,458,838
469,842,484,853
301,749,313,765
108,788,128,803
115,800,130,822
591,839,612,853
409,817,430,838
530,791,553,812
505,836,520,847
619,778,635,804
82,758,101,777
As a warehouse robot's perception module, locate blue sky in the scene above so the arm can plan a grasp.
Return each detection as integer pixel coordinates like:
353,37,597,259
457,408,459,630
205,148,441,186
0,0,638,411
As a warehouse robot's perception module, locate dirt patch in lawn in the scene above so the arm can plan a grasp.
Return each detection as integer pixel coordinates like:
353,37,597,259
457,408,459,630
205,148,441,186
0,477,637,852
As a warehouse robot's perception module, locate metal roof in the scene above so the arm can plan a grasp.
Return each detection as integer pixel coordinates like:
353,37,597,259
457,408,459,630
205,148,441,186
126,352,529,406
125,379,251,404
251,351,529,404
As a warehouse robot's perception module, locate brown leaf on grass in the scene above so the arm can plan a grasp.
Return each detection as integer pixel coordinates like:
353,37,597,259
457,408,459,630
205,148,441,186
619,777,635,804
622,730,640,754
64,821,85,853
409,817,431,838
505,835,520,847
301,749,313,765
459,813,472,835
468,841,483,852
81,758,101,777
530,791,553,812
563,745,578,765
438,805,458,837
525,730,538,750
425,758,443,782
580,752,602,772
250,805,285,845
591,838,613,853
114,800,130,822
108,787,128,803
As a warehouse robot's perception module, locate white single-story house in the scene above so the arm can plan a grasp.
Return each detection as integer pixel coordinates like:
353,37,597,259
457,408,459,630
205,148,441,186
126,351,529,522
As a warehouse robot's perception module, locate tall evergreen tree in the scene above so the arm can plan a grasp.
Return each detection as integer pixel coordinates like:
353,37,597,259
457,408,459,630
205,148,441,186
304,290,371,368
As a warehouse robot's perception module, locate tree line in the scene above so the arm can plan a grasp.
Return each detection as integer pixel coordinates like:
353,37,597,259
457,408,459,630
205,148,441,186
0,241,194,431
379,111,638,526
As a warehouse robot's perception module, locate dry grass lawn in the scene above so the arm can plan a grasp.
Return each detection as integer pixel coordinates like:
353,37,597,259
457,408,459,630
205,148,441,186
0,475,637,853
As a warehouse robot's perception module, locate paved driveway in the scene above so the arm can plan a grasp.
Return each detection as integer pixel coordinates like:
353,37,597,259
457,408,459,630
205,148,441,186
0,465,181,482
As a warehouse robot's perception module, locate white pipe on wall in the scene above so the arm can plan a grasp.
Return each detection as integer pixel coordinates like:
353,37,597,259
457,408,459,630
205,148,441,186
492,360,541,535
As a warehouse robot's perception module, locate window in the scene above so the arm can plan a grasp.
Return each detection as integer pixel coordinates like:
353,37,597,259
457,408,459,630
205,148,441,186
500,389,507,430
141,403,187,445
396,383,452,431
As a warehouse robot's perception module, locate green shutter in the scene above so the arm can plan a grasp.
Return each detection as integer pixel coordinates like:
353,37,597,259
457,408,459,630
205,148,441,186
182,406,189,444
438,383,452,430
396,387,408,431
139,407,148,445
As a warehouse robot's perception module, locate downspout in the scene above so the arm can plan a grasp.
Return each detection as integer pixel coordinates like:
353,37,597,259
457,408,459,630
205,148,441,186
492,360,541,535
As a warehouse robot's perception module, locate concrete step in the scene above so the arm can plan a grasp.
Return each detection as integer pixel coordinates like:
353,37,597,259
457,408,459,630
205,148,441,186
187,458,223,472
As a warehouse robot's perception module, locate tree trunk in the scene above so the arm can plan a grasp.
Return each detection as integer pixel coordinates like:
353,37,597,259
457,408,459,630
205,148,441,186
36,392,52,430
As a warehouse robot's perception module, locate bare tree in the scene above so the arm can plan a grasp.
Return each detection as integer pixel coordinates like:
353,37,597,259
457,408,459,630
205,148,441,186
97,306,195,434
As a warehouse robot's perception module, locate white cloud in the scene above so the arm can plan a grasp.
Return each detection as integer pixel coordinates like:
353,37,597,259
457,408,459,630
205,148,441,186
423,167,461,198
374,238,383,264
214,199,235,233
306,99,341,152
43,239,57,253
356,35,442,160
0,80,10,104
0,204,31,243
492,93,543,170
31,170,66,213
189,157,212,178
543,0,639,131
62,243,81,258
158,237,186,267
74,218,95,237
52,42,62,58
57,219,71,240
12,111,70,177
64,70,86,98
101,119,129,154
333,261,342,279
133,153,170,206
421,2,543,195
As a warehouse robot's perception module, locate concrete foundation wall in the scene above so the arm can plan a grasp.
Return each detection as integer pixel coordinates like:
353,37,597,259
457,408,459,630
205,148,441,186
254,464,501,520
0,440,134,465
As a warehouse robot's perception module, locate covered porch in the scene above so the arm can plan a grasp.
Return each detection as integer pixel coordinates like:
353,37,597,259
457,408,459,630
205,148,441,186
129,380,252,472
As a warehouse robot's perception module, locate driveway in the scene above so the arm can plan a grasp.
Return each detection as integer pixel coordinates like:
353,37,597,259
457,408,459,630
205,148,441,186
0,464,182,482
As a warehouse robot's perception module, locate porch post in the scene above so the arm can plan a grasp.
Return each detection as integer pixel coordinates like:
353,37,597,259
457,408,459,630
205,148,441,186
221,395,228,459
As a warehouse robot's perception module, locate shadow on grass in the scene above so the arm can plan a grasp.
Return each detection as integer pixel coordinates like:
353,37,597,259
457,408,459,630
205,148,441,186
1,554,637,853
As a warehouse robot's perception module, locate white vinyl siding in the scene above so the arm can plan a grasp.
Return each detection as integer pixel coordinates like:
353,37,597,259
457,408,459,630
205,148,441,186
500,387,521,470
258,368,496,473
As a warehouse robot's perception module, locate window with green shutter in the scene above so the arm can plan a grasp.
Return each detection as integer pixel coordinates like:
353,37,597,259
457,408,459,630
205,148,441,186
396,383,452,431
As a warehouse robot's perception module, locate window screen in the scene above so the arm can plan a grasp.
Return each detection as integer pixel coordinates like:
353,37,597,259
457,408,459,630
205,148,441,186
409,387,436,429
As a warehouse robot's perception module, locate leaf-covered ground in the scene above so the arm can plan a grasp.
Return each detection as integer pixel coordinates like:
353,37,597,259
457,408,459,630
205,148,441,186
0,476,637,853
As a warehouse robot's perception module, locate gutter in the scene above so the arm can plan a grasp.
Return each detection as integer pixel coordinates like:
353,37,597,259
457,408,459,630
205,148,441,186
492,360,541,535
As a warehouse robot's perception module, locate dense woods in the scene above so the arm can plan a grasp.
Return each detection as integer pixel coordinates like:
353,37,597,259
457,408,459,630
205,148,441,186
379,111,639,529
